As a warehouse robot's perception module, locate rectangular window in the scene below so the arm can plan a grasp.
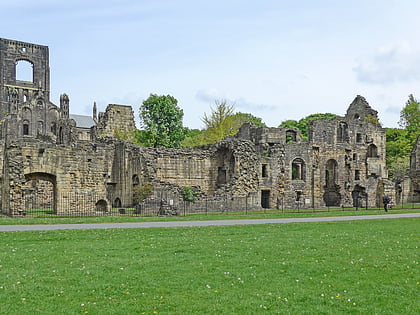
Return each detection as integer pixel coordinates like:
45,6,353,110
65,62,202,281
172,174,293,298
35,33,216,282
355,170,360,180
262,164,268,178
356,133,362,143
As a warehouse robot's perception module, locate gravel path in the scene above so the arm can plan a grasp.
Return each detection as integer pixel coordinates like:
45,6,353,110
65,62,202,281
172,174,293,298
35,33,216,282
0,213,419,232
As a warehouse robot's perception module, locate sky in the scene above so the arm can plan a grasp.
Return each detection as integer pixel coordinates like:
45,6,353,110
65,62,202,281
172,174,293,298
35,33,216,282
1,0,420,129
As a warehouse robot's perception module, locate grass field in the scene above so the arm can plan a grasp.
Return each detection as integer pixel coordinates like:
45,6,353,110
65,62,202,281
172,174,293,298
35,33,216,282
1,217,419,314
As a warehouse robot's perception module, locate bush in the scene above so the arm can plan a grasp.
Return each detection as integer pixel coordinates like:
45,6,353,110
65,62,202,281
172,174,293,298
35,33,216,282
181,186,198,202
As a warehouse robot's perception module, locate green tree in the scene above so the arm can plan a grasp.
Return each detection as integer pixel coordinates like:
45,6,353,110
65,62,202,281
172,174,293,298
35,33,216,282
231,112,265,127
386,128,412,161
198,100,265,144
181,128,205,147
139,94,186,148
399,94,420,146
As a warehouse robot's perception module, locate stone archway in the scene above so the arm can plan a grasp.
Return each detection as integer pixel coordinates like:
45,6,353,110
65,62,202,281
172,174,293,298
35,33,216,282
23,172,57,214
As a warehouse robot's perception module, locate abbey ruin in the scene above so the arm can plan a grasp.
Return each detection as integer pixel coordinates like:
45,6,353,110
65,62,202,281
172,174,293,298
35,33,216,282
1,38,418,215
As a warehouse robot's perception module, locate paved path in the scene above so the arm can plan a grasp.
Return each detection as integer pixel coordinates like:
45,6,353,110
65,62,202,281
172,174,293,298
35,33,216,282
0,213,419,232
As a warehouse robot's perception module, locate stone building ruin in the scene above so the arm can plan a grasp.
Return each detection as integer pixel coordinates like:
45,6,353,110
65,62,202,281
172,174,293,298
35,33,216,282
0,37,405,215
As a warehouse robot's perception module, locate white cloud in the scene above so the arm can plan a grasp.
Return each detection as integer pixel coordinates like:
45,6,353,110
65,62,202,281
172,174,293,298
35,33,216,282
354,41,420,84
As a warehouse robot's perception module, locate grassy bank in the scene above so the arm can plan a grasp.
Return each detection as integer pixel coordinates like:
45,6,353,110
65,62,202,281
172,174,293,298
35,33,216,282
1,218,419,314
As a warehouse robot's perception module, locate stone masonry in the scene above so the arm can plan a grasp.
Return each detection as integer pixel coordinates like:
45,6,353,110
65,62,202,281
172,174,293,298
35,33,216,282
0,37,402,215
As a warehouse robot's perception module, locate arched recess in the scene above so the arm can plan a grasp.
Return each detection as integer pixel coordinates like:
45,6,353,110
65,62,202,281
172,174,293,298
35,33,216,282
215,147,235,188
323,159,341,206
291,158,305,180
113,197,122,208
352,185,366,208
16,59,34,82
22,107,32,136
337,122,349,143
96,199,108,212
23,172,57,214
132,174,140,205
367,144,378,158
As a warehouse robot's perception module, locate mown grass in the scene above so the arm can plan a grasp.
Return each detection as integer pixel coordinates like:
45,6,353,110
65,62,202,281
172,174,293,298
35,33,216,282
1,208,419,225
1,218,419,314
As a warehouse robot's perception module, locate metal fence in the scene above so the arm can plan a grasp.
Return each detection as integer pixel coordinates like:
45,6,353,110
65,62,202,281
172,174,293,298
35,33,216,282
9,191,420,218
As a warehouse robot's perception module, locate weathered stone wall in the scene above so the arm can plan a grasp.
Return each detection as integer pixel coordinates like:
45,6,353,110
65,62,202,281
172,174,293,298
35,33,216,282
96,104,136,139
1,138,114,215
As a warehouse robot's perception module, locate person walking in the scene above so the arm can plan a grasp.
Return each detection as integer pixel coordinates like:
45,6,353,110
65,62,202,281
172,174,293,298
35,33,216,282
383,195,391,212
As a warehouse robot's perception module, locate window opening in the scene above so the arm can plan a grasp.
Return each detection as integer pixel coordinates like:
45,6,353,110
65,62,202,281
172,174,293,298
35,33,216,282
261,164,268,178
292,158,305,180
16,60,33,82
23,120,29,135
367,144,378,158
286,130,297,143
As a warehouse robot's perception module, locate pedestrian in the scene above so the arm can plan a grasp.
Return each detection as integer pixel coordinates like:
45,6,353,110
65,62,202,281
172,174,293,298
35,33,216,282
383,195,391,212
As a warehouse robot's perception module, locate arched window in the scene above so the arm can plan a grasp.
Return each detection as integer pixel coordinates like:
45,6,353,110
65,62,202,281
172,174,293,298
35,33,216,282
23,120,30,136
16,60,33,82
292,158,305,181
132,175,140,186
337,122,349,143
367,144,378,158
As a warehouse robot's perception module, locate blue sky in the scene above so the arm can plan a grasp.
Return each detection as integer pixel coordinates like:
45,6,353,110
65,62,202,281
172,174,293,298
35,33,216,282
1,0,420,129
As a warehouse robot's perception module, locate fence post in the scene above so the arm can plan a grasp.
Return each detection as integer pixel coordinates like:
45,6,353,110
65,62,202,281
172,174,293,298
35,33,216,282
365,193,368,211
245,195,248,214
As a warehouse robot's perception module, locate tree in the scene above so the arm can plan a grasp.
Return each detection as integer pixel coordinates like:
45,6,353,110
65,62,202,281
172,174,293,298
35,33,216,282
399,94,420,146
139,94,186,148
198,100,265,144
181,128,204,147
386,128,412,161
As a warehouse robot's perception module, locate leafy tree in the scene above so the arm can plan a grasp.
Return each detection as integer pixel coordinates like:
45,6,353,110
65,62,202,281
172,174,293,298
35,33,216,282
181,128,204,147
385,95,419,179
231,112,265,127
280,113,338,139
197,100,265,144
133,183,153,204
387,156,410,182
399,94,420,146
139,94,186,148
181,186,198,202
386,128,412,161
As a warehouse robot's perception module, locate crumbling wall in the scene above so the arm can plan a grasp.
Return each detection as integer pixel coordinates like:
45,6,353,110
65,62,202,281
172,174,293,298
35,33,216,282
2,138,113,215
96,104,136,139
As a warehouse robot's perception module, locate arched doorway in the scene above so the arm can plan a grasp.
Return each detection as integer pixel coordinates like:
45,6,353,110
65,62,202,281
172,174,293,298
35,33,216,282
95,200,108,212
323,159,341,206
352,185,367,209
113,197,122,208
23,172,57,214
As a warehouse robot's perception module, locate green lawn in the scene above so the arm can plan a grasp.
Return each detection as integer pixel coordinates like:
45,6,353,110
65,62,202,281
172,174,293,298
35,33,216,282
1,218,419,314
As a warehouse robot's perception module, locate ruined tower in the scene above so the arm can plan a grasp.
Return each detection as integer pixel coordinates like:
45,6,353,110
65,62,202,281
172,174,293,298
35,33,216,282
0,38,60,139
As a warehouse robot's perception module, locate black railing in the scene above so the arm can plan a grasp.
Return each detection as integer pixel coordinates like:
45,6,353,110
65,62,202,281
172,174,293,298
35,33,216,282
6,191,420,218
